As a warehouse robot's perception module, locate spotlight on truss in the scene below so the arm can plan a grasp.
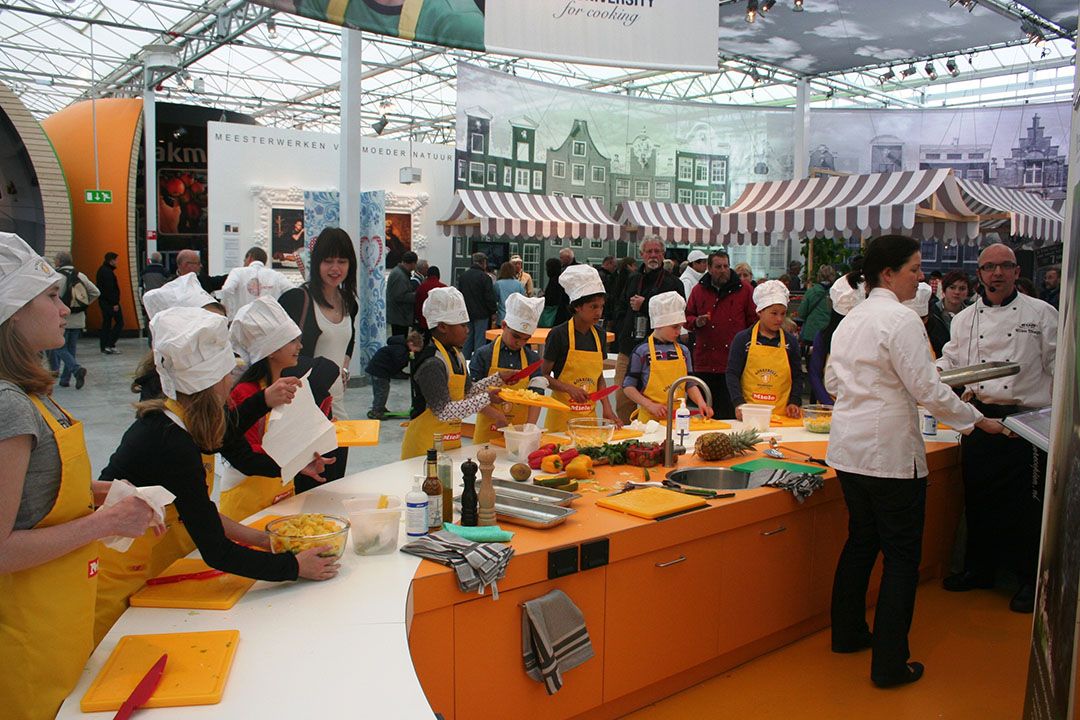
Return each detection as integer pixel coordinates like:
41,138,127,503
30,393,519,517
746,0,758,23
946,57,959,77
878,68,896,85
900,64,917,78
924,61,938,80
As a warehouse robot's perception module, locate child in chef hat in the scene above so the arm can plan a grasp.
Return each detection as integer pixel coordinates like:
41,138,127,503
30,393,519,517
621,290,713,423
401,286,517,460
541,264,619,431
95,305,339,642
224,296,340,517
726,279,804,420
469,292,547,444
902,281,949,358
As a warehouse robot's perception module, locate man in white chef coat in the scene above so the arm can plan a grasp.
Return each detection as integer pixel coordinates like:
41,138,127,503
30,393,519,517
220,246,295,319
936,243,1057,613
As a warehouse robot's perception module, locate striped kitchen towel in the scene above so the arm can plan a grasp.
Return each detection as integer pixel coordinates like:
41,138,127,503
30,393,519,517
400,530,514,598
749,468,824,503
522,589,594,695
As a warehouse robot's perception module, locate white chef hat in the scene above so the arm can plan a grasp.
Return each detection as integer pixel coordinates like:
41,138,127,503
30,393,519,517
143,273,219,321
902,282,933,317
151,306,237,399
829,278,865,316
504,293,545,335
752,279,790,312
229,296,302,365
559,264,606,303
687,249,708,263
0,233,64,325
423,286,469,326
649,291,686,329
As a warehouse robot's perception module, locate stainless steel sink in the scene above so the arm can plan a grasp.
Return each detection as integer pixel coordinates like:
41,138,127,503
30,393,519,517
665,467,752,491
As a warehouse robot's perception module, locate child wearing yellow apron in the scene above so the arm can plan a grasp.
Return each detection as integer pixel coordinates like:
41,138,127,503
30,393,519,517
469,294,545,444
542,265,620,432
96,307,341,643
222,297,338,521
0,235,159,720
725,280,803,420
621,291,714,423
403,287,515,460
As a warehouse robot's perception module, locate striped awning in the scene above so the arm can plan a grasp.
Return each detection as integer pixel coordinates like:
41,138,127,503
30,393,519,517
714,169,981,245
438,190,620,240
957,179,1063,245
612,201,723,245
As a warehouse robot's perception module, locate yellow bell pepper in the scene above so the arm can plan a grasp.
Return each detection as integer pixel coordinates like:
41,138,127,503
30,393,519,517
540,455,564,474
565,455,594,480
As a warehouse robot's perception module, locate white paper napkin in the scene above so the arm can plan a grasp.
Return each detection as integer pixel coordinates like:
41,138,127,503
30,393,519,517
262,371,338,482
100,479,175,552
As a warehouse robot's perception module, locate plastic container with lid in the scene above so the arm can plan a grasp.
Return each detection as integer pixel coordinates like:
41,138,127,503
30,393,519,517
739,403,774,432
500,423,544,461
343,494,403,555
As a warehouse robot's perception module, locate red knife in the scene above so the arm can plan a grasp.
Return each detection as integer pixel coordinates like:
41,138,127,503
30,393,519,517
113,653,167,720
146,569,225,586
503,359,543,385
588,385,620,401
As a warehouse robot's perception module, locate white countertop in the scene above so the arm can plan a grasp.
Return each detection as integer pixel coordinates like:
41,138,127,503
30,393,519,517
57,421,959,718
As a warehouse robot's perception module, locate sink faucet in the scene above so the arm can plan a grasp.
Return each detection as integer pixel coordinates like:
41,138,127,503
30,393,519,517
663,375,712,467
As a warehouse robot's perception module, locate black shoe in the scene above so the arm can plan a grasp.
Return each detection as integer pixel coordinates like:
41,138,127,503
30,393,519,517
872,662,924,689
58,381,70,388
832,632,873,653
367,410,386,420
1010,583,1036,613
74,367,87,389
942,571,994,592
109,347,123,355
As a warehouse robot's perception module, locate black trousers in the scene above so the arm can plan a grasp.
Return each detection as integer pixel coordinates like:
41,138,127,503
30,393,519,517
960,418,1046,583
390,324,409,337
696,372,735,420
99,305,123,350
831,470,926,681
294,446,349,494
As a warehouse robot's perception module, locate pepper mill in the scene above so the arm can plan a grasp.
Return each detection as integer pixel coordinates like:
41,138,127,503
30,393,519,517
460,457,479,527
476,445,497,527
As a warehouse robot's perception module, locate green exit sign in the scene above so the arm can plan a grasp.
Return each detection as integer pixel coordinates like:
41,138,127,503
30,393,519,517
84,190,113,204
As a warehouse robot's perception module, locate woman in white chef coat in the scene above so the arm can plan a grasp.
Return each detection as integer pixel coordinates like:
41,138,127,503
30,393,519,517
0,234,158,720
825,235,1004,689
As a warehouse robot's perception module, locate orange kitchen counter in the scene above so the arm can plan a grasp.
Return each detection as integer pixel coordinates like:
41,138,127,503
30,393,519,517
408,439,964,720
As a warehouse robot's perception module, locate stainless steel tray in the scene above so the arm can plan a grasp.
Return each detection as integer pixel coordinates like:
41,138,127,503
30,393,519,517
492,479,580,506
939,361,1020,387
455,494,576,529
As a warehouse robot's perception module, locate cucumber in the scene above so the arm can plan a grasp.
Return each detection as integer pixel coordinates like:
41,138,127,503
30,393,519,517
533,475,569,487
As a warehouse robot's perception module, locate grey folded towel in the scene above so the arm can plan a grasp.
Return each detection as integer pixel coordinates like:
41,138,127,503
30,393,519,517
522,589,594,695
400,530,514,598
749,468,824,503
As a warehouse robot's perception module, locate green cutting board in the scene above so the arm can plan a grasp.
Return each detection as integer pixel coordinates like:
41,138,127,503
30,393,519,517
729,458,828,475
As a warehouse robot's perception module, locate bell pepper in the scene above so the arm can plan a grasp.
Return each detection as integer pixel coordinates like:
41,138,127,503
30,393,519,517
558,448,580,464
527,444,558,463
564,455,594,480
540,455,564,474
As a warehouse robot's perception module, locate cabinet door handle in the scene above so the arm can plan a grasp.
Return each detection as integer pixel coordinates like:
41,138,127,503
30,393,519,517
761,525,787,537
655,555,687,568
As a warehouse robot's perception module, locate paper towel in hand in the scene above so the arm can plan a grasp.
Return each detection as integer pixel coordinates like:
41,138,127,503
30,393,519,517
100,479,175,552
262,371,338,482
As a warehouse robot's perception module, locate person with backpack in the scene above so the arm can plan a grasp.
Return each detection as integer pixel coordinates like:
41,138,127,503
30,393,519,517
49,251,99,389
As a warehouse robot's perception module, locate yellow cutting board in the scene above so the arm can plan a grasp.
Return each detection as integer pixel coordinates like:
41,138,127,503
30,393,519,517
80,630,240,712
689,418,732,431
596,487,708,520
498,389,570,412
546,428,645,444
486,432,567,449
334,419,380,446
770,415,804,427
129,558,256,610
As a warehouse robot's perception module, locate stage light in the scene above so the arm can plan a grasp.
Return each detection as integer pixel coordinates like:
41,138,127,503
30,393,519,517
946,57,959,77
925,61,938,80
372,116,389,135
746,0,758,23
878,68,896,85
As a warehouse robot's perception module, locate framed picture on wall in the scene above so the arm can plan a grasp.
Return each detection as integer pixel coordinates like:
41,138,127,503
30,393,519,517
271,207,305,268
385,212,412,269
473,239,510,270
158,169,207,235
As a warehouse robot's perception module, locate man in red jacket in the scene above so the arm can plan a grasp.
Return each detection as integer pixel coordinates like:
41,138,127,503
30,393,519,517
685,251,757,419
414,265,445,332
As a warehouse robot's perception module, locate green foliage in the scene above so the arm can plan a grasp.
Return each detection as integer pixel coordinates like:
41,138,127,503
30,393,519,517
800,236,855,279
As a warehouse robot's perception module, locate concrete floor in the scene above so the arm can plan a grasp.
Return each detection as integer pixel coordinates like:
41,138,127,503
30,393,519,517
52,336,415,479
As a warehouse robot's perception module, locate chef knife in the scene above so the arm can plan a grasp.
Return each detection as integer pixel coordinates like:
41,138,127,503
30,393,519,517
588,385,620,402
113,653,167,720
146,569,226,586
502,359,543,385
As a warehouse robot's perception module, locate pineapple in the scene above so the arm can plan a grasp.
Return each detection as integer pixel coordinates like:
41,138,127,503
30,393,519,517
694,429,762,461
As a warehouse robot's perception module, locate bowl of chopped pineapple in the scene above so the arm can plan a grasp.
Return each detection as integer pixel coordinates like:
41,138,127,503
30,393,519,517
801,404,832,434
266,513,350,558
568,417,616,448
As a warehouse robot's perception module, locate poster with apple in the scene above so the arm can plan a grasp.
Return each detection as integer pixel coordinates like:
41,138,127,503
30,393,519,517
158,169,208,235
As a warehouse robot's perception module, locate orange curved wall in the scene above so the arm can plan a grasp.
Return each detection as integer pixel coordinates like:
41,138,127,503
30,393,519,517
42,98,143,332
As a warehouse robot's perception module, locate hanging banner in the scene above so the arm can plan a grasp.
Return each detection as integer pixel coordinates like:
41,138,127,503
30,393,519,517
356,190,387,374
1021,52,1080,720
252,0,718,71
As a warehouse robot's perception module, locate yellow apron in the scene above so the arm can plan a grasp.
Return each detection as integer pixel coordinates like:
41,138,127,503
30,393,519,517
544,323,603,432
635,335,688,424
219,383,294,522
401,339,466,460
740,323,793,413
0,396,97,720
473,336,530,445
94,399,214,644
